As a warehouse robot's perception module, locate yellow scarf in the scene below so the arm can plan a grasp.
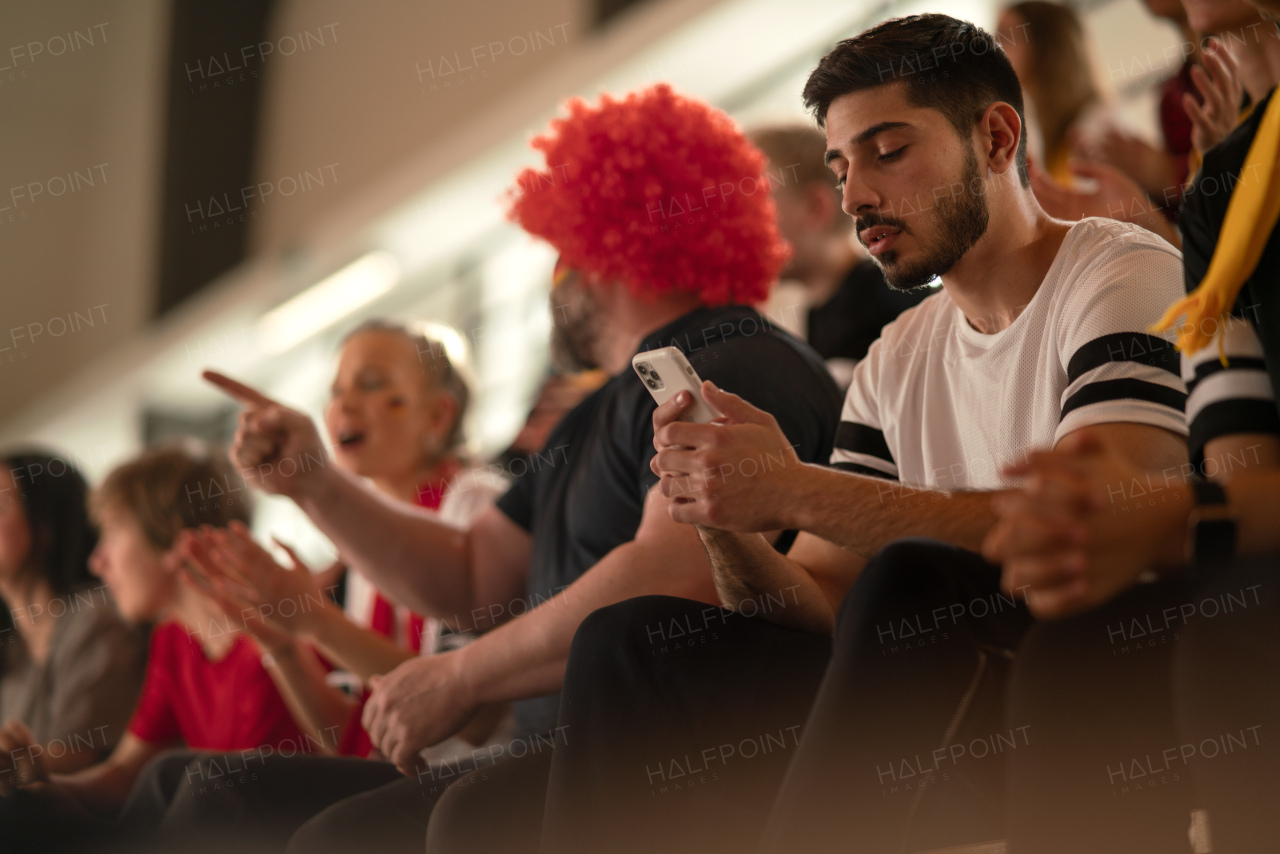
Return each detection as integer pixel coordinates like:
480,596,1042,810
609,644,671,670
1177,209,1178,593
1151,92,1280,361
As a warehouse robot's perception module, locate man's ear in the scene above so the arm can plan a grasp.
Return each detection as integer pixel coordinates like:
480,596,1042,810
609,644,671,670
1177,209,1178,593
980,101,1023,180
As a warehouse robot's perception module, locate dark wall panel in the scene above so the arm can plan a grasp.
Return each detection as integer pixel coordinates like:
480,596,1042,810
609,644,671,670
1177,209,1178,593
156,0,276,315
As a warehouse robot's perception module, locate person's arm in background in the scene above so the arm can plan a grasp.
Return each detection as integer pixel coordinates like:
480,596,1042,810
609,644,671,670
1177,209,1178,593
182,526,391,746
184,523,414,679
1030,160,1182,248
202,372,531,624
0,723,165,817
360,485,719,774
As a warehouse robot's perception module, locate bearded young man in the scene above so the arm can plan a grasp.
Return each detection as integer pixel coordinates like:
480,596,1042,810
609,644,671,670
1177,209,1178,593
100,85,841,854
525,15,1193,854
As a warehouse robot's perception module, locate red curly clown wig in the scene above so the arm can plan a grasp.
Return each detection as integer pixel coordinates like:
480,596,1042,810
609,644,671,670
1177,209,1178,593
506,84,790,305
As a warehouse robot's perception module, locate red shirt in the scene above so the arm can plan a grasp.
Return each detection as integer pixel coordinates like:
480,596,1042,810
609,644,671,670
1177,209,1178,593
127,623,312,752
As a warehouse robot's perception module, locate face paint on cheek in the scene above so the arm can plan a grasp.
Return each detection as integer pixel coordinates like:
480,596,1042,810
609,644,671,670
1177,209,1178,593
552,259,569,287
387,396,409,415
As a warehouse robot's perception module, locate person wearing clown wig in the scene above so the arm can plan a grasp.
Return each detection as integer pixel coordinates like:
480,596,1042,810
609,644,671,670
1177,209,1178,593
528,14,1197,854
126,84,842,853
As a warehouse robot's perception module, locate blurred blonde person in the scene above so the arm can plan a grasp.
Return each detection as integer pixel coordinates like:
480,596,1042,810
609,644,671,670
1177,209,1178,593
189,320,510,761
998,1,1124,182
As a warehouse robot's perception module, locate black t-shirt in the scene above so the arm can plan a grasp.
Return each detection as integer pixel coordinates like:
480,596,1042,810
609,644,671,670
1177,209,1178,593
1178,88,1280,459
495,304,843,736
806,259,931,363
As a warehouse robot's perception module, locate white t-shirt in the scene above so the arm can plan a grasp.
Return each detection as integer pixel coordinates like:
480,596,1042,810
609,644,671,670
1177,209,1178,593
830,219,1188,490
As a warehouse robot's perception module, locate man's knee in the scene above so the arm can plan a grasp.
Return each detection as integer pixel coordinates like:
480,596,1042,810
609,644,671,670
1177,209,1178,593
836,538,982,631
572,595,717,659
286,798,372,854
428,752,551,854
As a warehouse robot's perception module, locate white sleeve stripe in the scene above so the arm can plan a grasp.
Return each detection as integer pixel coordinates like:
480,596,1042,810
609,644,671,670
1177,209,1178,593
1180,319,1266,381
828,450,898,477
1058,399,1189,442
1186,370,1277,424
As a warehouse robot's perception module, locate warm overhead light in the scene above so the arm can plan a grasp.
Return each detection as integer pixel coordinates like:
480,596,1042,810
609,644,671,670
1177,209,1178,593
258,252,400,354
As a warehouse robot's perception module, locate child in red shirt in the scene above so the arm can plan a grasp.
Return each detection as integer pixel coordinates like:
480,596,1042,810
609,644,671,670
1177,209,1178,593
0,444,335,822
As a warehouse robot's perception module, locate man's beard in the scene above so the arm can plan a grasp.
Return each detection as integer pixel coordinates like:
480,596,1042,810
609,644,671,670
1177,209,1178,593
550,287,601,372
860,148,991,291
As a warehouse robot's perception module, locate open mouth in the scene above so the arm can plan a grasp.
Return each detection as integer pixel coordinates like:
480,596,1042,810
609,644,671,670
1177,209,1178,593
860,224,903,257
336,429,366,451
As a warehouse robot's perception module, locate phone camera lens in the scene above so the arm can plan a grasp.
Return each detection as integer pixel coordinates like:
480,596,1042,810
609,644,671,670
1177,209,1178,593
646,379,659,389
637,364,649,375
649,370,662,381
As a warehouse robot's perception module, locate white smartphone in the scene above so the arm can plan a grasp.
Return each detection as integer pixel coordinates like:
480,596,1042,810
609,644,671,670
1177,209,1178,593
632,346,718,423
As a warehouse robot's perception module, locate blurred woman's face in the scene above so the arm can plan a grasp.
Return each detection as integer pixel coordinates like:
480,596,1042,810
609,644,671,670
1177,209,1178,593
87,504,174,623
997,9,1032,83
0,468,32,583
324,331,453,481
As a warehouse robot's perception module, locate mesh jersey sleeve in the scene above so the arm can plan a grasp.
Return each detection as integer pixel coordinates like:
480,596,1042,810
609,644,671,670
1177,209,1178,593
1182,316,1280,469
1054,235,1189,443
829,337,898,480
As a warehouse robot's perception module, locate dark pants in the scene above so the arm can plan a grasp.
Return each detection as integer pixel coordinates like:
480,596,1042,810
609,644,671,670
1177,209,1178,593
762,539,1033,853
535,592,833,854
424,749,552,854
1004,554,1280,853
0,750,405,854
1174,556,1280,853
122,746,554,853
129,752,406,853
1005,578,1198,854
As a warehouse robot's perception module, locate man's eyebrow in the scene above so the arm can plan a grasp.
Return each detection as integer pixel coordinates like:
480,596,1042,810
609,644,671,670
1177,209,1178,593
824,121,914,165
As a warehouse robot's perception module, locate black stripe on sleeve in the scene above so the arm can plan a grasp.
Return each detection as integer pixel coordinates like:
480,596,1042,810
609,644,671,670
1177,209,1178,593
1185,357,1269,395
1060,378,1187,420
1189,399,1280,469
829,461,898,481
834,421,893,463
1066,333,1181,384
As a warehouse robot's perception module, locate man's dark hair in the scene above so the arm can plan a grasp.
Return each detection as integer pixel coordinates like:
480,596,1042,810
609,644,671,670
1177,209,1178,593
803,14,1029,187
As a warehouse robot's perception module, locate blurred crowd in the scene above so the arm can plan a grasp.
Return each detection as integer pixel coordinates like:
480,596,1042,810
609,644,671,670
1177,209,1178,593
1,1,1279,852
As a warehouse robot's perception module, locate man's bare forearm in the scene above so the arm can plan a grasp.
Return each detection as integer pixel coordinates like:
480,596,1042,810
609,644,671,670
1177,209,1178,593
459,512,717,705
295,465,472,616
695,528,837,634
787,465,1003,556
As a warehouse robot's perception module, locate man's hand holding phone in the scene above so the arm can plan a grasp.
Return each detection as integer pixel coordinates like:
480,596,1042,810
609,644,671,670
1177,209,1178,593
651,380,805,533
202,370,330,500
